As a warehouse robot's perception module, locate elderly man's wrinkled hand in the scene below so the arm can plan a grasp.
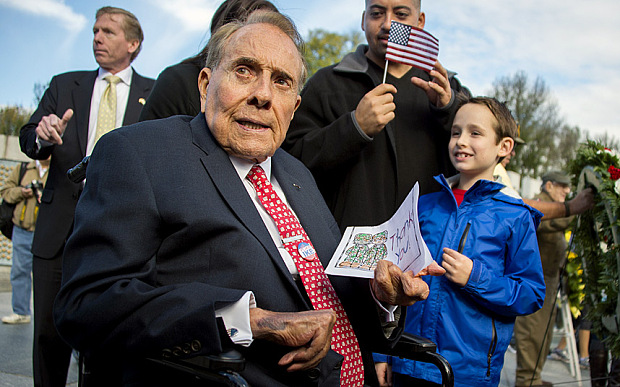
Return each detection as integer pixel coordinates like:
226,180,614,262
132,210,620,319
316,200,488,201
250,308,336,372
371,260,445,306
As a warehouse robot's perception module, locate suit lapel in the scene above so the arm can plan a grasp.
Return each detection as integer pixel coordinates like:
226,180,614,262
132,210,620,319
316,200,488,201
189,116,303,299
72,71,98,157
123,69,153,125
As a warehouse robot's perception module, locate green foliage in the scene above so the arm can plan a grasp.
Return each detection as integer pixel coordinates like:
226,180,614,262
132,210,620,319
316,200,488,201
0,106,32,136
489,71,582,179
568,140,620,356
304,29,364,79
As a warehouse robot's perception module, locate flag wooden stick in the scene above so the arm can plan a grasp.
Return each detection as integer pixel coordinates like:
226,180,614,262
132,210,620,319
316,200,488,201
382,59,389,84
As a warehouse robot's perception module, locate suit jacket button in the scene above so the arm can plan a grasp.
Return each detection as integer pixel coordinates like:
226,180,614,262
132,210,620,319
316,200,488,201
334,360,343,370
172,346,182,357
182,343,192,354
307,367,320,381
191,340,201,352
161,349,172,358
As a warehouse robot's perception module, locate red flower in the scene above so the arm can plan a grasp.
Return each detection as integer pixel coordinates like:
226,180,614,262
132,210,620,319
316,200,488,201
608,165,620,180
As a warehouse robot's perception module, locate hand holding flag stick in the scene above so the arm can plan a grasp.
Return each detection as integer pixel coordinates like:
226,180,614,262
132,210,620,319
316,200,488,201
382,20,440,84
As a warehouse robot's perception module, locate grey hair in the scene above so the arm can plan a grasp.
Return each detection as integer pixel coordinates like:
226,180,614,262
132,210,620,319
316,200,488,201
204,11,308,92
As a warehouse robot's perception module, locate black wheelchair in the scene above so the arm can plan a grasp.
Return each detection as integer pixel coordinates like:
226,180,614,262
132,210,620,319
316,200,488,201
77,333,452,387
68,157,453,387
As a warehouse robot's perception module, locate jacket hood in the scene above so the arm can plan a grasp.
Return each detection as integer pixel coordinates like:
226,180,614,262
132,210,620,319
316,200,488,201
334,44,370,74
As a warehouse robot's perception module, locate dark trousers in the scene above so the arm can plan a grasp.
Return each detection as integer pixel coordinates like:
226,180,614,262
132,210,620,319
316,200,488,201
393,373,441,387
590,333,620,387
33,253,73,387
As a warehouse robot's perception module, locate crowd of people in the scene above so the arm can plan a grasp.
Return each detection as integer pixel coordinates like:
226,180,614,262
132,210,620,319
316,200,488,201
1,0,607,386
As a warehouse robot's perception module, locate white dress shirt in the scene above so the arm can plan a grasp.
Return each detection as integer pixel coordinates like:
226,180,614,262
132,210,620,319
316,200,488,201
86,66,133,155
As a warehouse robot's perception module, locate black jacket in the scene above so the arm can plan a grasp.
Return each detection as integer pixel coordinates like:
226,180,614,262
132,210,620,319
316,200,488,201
138,59,202,121
283,45,470,231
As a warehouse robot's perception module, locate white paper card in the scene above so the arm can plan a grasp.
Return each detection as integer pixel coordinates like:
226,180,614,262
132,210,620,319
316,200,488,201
325,183,433,278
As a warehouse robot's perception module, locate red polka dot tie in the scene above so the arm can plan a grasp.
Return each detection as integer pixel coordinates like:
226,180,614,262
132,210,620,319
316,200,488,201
247,165,364,387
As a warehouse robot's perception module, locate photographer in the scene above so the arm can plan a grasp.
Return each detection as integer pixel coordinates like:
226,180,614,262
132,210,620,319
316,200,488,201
1,157,49,324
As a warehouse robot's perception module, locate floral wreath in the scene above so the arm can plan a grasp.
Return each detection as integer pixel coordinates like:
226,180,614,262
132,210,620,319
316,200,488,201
568,140,620,356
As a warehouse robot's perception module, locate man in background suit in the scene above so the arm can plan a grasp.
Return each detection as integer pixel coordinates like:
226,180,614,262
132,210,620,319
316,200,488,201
53,11,443,386
19,6,154,386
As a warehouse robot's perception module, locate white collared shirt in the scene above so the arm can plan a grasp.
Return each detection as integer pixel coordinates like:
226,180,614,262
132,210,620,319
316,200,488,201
86,66,133,155
229,156,300,277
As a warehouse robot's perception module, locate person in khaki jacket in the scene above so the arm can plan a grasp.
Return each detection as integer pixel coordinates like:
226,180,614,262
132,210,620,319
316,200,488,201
514,171,573,386
1,158,49,324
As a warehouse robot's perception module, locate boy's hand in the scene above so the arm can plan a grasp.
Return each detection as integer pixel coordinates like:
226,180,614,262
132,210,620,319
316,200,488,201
375,362,393,387
441,247,473,286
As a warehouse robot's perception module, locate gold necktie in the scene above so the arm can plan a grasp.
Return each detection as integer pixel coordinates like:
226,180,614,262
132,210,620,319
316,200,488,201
95,75,122,143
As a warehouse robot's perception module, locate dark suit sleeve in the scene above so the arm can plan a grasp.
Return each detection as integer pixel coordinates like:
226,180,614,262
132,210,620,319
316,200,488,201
53,130,245,360
19,75,60,160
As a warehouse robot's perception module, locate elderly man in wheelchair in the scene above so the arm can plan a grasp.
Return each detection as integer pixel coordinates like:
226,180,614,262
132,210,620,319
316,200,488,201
53,11,453,387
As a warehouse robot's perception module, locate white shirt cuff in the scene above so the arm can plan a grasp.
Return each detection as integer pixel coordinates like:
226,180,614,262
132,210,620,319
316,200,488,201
215,291,256,347
369,282,398,322
36,136,54,150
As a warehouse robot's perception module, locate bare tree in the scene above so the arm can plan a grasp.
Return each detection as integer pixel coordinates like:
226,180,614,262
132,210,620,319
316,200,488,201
588,131,620,152
489,71,582,178
33,81,49,106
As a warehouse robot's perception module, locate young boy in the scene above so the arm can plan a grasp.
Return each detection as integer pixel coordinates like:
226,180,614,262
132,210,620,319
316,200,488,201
374,97,546,387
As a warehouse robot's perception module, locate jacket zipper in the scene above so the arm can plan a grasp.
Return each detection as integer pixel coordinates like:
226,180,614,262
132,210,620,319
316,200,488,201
487,318,497,377
457,223,471,253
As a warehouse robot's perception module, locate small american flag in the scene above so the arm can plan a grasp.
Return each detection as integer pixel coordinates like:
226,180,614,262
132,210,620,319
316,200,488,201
386,20,439,72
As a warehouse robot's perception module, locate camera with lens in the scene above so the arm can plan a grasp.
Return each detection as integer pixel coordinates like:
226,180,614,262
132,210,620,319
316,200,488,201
26,180,43,200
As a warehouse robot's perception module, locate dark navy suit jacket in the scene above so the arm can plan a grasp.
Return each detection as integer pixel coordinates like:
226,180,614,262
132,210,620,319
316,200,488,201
53,114,402,386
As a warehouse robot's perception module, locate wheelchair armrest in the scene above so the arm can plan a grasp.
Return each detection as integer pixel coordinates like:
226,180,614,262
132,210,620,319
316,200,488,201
380,333,454,387
146,349,248,387
390,332,437,357
181,349,245,373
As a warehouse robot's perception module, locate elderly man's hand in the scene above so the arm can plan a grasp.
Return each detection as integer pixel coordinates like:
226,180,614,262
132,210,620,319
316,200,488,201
250,308,336,372
371,260,445,306
568,187,595,215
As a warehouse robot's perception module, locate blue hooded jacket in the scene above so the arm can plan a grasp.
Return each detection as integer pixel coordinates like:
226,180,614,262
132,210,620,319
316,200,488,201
375,175,545,386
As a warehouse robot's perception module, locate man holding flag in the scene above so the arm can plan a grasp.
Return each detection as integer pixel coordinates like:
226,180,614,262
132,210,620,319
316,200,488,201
283,0,470,233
